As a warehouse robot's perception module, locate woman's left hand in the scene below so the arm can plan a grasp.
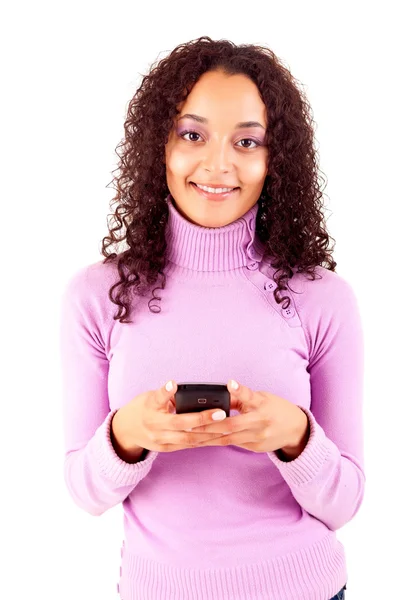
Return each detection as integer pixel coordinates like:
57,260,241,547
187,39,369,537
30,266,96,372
189,380,310,456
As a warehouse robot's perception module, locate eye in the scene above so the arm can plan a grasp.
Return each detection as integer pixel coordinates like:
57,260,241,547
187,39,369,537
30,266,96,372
237,139,259,149
180,131,202,143
179,130,260,149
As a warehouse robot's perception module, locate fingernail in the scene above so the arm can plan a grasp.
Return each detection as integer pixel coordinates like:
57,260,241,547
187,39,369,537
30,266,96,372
231,380,239,390
166,381,173,392
212,411,226,421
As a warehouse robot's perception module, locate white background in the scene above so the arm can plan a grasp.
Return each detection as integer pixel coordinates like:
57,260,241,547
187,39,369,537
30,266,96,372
1,1,398,598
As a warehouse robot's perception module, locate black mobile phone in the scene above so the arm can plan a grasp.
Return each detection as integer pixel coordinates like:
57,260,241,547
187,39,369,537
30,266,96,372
175,383,230,416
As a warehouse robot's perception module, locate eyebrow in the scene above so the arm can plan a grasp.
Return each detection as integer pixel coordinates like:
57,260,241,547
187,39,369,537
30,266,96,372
177,113,266,130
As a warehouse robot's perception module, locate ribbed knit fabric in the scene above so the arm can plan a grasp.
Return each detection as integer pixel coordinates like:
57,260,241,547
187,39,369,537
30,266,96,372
59,193,365,600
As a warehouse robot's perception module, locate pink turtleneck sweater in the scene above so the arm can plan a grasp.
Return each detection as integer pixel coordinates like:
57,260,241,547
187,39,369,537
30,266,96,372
59,194,365,600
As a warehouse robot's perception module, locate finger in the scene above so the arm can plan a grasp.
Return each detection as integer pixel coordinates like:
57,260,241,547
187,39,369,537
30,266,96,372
154,434,225,452
154,426,230,450
228,397,241,411
169,407,228,432
227,379,258,410
195,432,234,447
189,411,256,433
155,380,177,409
195,429,256,447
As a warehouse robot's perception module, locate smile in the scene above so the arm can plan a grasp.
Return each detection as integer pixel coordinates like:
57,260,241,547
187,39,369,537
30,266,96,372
190,182,240,201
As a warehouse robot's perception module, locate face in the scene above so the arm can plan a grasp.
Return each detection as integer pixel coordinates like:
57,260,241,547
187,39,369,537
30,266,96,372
164,70,269,228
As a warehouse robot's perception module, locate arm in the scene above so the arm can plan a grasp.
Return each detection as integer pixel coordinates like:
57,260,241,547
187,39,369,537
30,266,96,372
60,266,158,517
267,274,366,531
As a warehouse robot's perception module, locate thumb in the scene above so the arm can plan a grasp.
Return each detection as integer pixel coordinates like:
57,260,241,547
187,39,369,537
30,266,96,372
164,379,176,396
158,380,177,412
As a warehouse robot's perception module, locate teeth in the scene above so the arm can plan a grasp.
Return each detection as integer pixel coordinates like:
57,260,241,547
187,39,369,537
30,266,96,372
196,183,235,194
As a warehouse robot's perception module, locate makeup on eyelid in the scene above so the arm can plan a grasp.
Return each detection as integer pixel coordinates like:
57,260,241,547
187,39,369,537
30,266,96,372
176,127,264,147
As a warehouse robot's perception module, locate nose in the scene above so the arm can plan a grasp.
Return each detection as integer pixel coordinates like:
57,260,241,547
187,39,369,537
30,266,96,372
201,139,234,172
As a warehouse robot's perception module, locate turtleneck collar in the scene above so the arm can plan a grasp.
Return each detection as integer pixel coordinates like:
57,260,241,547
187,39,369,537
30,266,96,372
164,193,266,272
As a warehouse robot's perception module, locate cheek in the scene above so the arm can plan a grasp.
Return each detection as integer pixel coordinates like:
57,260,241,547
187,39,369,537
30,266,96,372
166,147,196,177
242,159,268,182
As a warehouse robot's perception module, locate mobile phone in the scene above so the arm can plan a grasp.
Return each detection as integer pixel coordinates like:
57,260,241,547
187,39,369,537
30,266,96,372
175,383,230,416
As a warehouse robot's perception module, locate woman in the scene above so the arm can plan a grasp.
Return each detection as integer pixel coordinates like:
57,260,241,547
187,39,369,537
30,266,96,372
60,36,363,600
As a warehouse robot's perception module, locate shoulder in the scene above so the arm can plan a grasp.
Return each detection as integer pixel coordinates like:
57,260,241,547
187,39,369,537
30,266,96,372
259,259,362,341
60,258,121,323
59,259,126,356
260,259,358,308
61,258,117,300
288,265,363,362
291,265,361,315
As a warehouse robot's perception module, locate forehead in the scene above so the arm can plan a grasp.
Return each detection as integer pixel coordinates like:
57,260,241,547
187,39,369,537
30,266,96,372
177,72,267,127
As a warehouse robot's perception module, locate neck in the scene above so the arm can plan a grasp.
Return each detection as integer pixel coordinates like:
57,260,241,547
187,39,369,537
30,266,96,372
164,194,267,274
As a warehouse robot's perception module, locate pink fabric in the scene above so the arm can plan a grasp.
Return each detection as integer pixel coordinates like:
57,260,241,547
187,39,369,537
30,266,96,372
59,194,365,599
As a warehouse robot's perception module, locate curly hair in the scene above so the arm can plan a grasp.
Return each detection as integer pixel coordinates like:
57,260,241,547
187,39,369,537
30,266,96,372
101,35,337,324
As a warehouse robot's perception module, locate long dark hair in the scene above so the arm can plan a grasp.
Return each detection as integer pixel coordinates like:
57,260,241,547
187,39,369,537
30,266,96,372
101,36,337,324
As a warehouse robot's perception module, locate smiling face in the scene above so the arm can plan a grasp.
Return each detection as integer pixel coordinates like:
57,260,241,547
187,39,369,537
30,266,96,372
164,70,269,228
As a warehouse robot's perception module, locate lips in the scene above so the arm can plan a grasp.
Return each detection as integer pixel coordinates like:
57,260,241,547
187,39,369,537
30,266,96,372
190,182,240,202
191,182,239,190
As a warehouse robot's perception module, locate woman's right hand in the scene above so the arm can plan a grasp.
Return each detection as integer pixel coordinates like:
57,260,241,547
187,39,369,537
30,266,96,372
111,380,228,456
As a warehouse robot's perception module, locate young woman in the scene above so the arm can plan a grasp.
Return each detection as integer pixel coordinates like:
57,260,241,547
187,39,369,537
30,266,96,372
60,36,362,600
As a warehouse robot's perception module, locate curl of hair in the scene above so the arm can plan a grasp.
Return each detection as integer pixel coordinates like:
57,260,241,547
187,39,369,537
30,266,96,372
101,36,337,324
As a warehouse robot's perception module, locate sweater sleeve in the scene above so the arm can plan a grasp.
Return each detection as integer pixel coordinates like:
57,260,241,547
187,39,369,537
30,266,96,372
267,271,366,531
59,265,159,517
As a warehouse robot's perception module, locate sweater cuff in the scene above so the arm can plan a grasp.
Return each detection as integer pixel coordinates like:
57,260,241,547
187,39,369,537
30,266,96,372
88,409,159,486
267,407,332,487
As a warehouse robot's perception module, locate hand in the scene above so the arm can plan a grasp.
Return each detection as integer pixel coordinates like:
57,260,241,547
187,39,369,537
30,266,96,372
111,380,236,455
189,380,311,456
